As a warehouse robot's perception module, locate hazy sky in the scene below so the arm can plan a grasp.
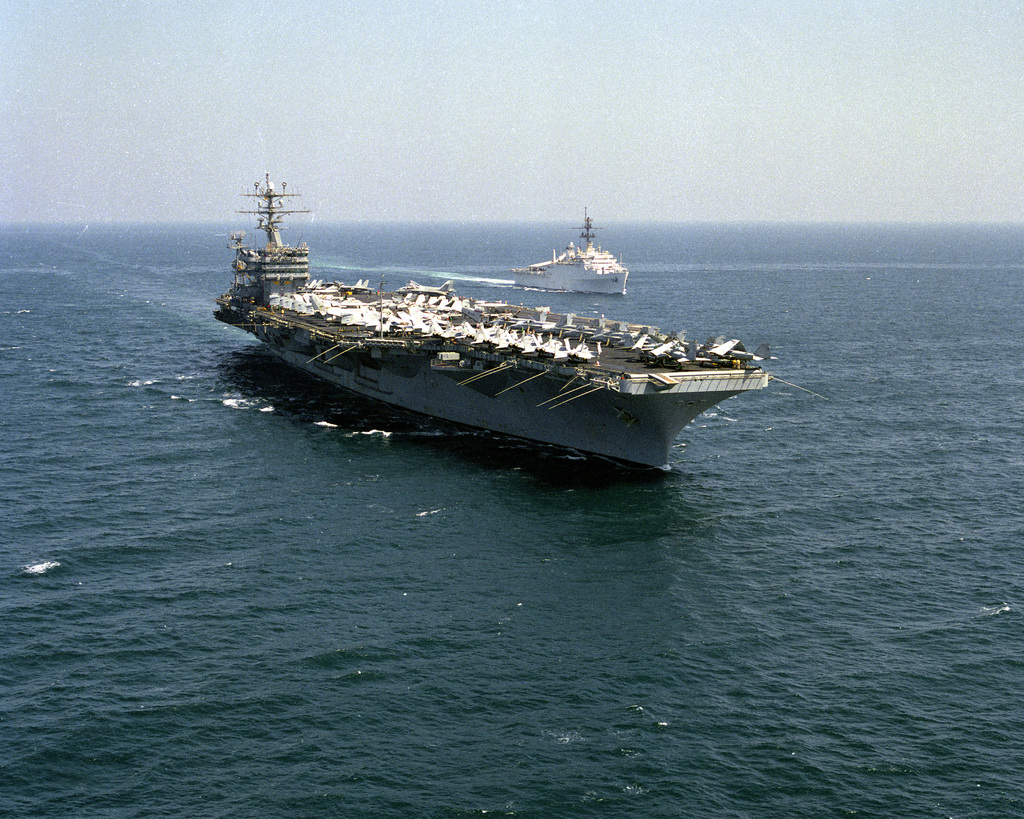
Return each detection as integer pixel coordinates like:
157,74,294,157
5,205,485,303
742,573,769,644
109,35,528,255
3,0,1022,223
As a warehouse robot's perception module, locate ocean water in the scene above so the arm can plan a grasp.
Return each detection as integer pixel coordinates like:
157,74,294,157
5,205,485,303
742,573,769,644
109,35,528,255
2,221,1023,817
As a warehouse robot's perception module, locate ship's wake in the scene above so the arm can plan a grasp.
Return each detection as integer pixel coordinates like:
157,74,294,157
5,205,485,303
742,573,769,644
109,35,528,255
313,262,514,288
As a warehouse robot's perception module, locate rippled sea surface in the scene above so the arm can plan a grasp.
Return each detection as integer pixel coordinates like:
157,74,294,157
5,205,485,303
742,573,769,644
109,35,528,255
2,222,1023,817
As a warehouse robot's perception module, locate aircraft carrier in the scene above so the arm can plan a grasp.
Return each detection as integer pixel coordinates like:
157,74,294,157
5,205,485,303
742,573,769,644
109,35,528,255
214,178,771,468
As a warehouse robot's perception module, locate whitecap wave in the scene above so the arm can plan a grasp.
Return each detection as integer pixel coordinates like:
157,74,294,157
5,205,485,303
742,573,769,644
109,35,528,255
981,603,1010,615
352,429,393,437
24,561,60,575
222,397,268,411
314,421,338,428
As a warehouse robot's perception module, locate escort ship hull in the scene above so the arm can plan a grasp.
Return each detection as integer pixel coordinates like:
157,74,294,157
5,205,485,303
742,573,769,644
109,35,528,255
510,264,627,294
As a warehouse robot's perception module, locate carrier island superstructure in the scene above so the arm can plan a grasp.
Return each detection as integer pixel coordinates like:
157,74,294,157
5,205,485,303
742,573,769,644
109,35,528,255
214,178,770,468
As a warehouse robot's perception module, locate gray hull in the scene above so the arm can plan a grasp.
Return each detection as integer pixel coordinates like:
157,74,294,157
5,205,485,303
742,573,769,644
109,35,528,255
247,319,766,468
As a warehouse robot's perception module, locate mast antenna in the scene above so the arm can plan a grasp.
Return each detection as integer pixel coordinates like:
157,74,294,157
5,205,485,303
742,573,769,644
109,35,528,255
578,207,601,249
238,174,309,248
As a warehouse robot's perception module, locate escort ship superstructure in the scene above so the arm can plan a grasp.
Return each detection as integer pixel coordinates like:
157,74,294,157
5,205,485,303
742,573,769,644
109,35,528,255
511,210,628,294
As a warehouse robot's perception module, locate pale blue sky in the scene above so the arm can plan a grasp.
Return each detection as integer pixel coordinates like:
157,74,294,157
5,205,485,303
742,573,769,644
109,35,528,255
3,0,1022,223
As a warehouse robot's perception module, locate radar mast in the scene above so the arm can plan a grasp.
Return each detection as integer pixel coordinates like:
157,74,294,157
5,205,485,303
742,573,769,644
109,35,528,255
238,173,309,249
578,208,602,251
